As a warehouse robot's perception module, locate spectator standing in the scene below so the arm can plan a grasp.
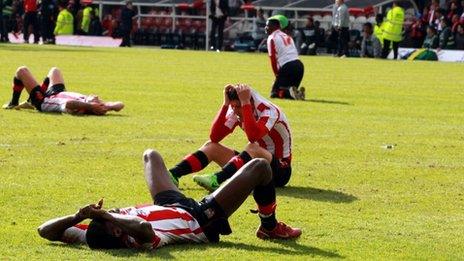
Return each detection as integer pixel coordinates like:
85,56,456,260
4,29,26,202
54,1,73,36
455,24,464,49
438,17,455,49
331,0,350,57
0,0,10,42
360,22,382,58
422,25,439,48
23,0,39,43
252,8,266,48
40,0,57,44
120,0,136,47
381,1,405,59
88,9,102,36
79,0,93,34
374,13,384,46
209,0,229,51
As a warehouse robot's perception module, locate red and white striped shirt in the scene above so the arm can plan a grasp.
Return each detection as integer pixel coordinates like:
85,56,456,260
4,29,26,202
267,30,299,76
62,204,208,249
210,90,292,160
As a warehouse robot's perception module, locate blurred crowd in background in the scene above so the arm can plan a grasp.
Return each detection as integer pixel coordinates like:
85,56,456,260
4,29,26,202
0,0,463,52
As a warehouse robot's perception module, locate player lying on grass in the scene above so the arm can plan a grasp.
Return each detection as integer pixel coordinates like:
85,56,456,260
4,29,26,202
37,149,301,249
2,66,124,115
169,84,293,192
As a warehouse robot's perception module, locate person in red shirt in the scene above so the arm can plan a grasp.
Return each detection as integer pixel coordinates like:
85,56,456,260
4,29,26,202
169,84,293,192
37,149,301,249
23,0,39,43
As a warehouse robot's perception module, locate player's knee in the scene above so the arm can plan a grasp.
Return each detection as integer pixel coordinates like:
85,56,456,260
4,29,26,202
48,67,60,77
143,149,161,163
16,66,29,77
245,143,260,156
250,158,272,180
201,140,220,150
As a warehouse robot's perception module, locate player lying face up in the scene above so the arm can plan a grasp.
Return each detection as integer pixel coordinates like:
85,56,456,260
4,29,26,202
3,66,124,115
37,149,301,250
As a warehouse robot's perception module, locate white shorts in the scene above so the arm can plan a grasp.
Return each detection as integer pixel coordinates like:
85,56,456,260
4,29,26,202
41,92,88,113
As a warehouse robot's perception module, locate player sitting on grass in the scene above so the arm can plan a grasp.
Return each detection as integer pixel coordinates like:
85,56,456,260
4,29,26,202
37,149,301,249
3,66,124,115
169,84,293,192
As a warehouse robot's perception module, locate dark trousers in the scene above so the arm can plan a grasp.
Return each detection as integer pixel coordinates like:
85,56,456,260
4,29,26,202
120,26,131,47
0,15,8,42
337,27,349,56
382,39,400,59
23,12,39,43
271,60,305,97
41,16,54,43
210,16,226,50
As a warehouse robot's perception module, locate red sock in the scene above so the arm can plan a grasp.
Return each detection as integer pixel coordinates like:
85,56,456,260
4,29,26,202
258,201,276,217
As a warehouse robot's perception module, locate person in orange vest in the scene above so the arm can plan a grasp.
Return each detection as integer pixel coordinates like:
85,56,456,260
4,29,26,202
23,0,39,43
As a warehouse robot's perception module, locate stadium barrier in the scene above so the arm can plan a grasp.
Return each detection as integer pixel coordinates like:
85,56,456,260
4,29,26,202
389,48,464,62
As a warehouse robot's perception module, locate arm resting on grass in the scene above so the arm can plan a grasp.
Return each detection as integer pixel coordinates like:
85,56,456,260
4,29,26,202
37,214,85,242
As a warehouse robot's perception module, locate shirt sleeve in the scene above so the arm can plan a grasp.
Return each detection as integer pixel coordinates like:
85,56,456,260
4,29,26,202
61,224,88,244
241,104,276,142
210,105,237,143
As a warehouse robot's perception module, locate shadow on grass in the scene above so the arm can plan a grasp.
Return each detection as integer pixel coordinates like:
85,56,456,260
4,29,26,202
207,240,343,258
277,186,357,203
306,99,352,106
50,238,343,259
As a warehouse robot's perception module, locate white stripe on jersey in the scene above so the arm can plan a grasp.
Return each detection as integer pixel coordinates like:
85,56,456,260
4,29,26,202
41,91,88,113
267,30,299,69
119,205,208,248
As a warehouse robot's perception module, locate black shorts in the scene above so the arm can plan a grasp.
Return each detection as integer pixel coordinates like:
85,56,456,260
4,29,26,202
271,156,292,187
29,83,66,111
272,59,304,91
154,190,231,243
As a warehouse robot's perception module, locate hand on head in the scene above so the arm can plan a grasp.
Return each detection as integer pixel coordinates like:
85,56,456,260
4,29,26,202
223,84,235,106
235,84,251,105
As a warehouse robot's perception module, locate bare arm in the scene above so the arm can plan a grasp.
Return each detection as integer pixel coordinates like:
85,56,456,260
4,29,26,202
65,100,108,115
37,214,85,242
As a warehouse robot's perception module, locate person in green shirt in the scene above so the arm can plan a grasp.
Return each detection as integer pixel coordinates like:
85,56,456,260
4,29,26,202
54,1,74,36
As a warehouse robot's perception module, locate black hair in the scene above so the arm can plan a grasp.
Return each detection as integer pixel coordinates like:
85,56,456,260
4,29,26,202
227,88,239,101
267,19,281,29
86,219,125,249
363,22,373,29
375,13,384,24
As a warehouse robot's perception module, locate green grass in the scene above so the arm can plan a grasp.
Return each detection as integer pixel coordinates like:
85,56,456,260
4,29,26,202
0,44,463,260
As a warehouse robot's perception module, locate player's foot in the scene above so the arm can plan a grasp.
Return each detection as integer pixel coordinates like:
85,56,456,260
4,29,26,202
168,171,179,187
297,87,305,101
2,102,18,109
193,173,219,192
16,101,35,110
105,102,124,112
288,86,298,100
256,221,302,240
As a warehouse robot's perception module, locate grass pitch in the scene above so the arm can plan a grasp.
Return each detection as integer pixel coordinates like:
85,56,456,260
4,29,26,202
0,44,463,260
